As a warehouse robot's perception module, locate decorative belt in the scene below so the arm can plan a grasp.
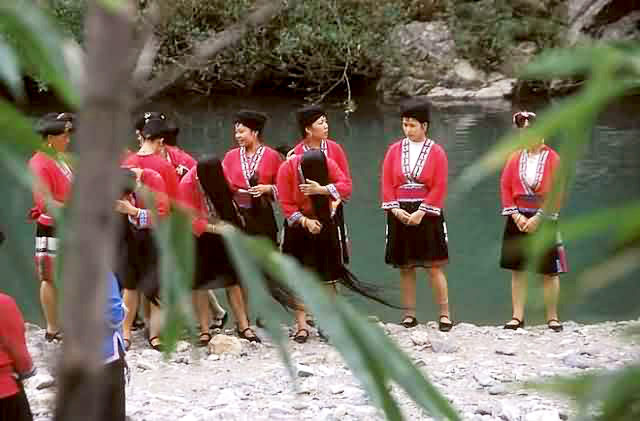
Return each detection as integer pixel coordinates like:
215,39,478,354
397,183,429,202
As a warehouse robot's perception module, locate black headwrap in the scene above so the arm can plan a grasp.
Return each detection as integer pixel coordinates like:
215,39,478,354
301,149,331,223
141,117,173,140
36,112,75,137
196,156,243,227
136,112,180,145
400,99,431,125
513,111,536,128
234,110,268,134
296,105,326,137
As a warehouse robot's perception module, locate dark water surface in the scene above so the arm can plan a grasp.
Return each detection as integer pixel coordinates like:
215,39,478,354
2,96,639,325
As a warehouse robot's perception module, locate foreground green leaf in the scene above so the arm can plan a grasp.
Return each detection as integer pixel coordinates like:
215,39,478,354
0,2,78,106
224,231,461,421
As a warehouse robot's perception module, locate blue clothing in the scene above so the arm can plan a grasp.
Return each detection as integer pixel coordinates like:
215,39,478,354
104,272,125,364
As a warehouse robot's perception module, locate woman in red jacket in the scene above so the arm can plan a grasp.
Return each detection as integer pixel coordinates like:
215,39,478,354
0,292,35,421
134,112,197,179
381,99,453,332
278,149,391,342
114,167,169,350
223,110,282,244
290,105,352,264
28,112,75,342
500,111,568,332
179,156,260,345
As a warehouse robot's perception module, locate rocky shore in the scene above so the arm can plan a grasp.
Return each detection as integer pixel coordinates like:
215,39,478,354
22,319,639,421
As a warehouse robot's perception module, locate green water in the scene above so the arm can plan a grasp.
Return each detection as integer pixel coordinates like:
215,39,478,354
2,96,639,325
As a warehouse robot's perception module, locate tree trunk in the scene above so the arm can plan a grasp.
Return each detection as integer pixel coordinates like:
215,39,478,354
54,1,136,420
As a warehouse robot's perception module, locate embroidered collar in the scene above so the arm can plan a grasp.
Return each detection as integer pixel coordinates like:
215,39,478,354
240,145,265,187
55,157,73,181
401,138,433,183
302,139,328,156
518,148,549,193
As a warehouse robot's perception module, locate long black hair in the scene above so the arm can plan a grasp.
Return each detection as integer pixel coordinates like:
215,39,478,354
301,149,331,223
196,156,243,228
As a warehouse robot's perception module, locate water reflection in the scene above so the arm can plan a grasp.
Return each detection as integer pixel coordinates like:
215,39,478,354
2,96,639,324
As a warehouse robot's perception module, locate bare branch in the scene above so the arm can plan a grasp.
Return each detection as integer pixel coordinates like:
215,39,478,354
136,0,287,103
133,0,167,82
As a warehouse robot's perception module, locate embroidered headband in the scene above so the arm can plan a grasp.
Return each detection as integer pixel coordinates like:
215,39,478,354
513,111,537,128
234,110,268,134
36,112,75,137
296,105,326,136
400,99,431,125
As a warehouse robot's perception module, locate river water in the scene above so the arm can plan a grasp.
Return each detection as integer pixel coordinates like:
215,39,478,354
2,96,639,325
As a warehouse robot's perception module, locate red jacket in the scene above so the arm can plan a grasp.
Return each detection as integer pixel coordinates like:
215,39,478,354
122,152,180,201
165,146,196,179
28,152,73,226
222,145,283,205
276,154,351,225
291,139,352,183
0,294,34,399
500,145,562,219
178,167,213,237
381,138,448,216
123,169,170,228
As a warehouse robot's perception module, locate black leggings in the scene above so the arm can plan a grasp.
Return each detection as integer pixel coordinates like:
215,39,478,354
0,386,32,421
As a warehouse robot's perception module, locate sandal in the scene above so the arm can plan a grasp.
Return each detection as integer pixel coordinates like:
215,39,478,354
123,338,131,351
209,311,229,330
400,316,418,328
547,319,564,332
293,328,310,344
504,317,525,330
44,331,63,343
438,315,453,332
148,336,163,352
237,327,261,343
132,318,145,331
198,332,212,347
306,317,315,328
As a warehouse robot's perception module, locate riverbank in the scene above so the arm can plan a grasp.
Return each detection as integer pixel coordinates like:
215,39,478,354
22,319,639,420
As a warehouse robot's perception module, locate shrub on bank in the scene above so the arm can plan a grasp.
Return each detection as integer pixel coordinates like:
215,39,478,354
44,0,563,98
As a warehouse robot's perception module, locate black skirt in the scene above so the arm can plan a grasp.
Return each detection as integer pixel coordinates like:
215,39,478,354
193,232,239,290
238,198,278,245
281,217,345,284
500,212,569,275
385,201,449,269
114,217,160,301
0,385,33,421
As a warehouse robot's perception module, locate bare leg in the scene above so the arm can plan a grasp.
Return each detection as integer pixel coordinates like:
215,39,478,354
142,296,150,327
428,266,450,321
122,289,139,341
543,275,560,323
400,268,417,318
226,285,249,331
40,282,59,334
148,302,163,347
192,290,210,335
294,305,310,342
507,270,527,326
207,290,226,319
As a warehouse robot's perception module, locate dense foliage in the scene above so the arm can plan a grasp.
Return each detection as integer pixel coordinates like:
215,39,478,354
43,0,564,98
